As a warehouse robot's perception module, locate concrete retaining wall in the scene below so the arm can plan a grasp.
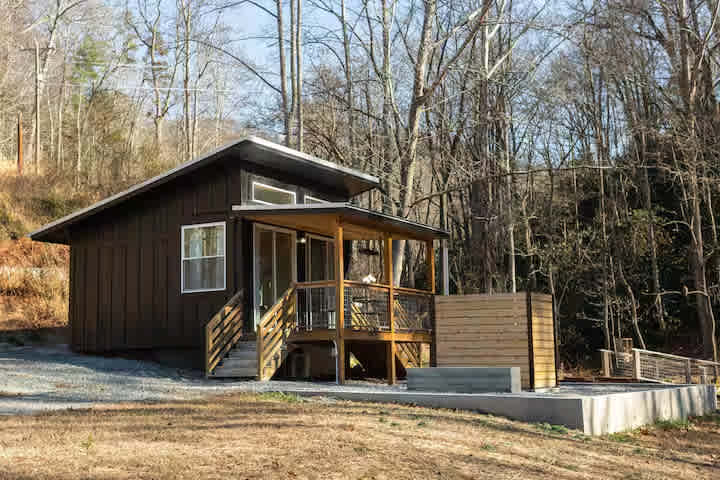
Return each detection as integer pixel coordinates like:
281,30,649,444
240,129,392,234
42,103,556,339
580,383,718,434
284,383,717,435
407,367,521,393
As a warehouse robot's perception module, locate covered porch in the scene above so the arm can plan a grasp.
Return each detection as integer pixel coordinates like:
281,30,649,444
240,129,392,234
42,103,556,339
233,203,448,384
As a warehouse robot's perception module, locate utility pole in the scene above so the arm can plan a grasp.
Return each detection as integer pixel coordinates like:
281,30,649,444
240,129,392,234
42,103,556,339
19,42,51,176
34,39,40,175
17,112,23,175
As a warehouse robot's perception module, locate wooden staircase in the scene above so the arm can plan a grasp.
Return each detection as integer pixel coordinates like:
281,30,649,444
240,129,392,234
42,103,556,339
204,290,246,378
211,338,258,378
396,342,423,369
204,285,298,379
257,286,297,380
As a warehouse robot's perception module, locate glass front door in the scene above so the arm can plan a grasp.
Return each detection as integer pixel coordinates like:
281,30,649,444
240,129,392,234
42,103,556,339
253,224,296,328
307,235,335,282
303,234,336,329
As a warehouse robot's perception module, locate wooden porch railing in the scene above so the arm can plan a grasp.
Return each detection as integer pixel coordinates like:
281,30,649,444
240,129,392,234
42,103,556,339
343,280,433,332
394,288,434,331
204,290,244,377
296,280,337,330
343,281,391,330
257,285,297,380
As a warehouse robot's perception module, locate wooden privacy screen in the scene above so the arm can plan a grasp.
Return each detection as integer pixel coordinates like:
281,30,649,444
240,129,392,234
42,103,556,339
434,293,557,390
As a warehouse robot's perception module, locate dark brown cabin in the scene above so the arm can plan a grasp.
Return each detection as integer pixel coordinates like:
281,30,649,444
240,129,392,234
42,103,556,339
30,137,448,383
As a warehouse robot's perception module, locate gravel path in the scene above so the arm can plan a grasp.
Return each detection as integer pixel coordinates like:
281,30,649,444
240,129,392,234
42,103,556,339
0,344,403,415
1,344,657,416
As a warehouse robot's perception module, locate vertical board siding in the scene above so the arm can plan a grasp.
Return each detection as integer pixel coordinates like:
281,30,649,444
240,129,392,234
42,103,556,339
99,246,113,350
156,238,169,346
139,240,154,348
125,219,140,348
166,196,182,346
87,244,99,351
68,245,77,348
69,244,83,350
435,293,557,390
64,156,346,367
111,245,126,348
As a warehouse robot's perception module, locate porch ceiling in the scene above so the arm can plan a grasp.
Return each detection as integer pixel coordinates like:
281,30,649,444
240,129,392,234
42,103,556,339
231,203,449,241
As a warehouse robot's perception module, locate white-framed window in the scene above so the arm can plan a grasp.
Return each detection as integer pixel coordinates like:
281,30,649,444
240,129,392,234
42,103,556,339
305,195,328,204
181,221,226,293
251,181,296,205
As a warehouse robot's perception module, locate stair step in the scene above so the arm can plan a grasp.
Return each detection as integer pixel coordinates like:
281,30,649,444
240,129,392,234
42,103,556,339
226,349,257,360
221,358,257,369
212,366,258,378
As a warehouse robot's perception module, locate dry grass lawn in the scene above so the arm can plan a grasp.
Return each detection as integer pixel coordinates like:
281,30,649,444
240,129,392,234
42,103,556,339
0,392,718,479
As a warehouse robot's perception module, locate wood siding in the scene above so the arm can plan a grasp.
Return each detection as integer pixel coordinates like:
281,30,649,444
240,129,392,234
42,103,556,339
66,154,350,366
434,293,557,390
529,294,557,389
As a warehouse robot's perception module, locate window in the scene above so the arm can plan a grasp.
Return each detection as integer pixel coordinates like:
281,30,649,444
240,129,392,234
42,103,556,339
181,222,226,293
305,195,328,204
251,181,296,205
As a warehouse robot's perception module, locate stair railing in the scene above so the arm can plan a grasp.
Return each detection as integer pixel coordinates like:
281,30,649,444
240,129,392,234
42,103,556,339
257,285,297,380
396,342,423,368
204,290,245,377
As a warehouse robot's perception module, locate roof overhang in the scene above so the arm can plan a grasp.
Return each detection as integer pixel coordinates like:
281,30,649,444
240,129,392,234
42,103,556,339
29,137,380,244
232,203,449,241
235,137,379,196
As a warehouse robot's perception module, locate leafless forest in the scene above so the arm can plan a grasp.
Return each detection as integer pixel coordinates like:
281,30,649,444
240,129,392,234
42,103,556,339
0,0,718,365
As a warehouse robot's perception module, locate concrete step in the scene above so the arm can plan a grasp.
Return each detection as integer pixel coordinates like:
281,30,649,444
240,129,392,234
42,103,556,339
212,366,257,378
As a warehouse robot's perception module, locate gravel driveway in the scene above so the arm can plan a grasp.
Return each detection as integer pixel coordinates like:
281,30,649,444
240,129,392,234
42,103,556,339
0,343,402,415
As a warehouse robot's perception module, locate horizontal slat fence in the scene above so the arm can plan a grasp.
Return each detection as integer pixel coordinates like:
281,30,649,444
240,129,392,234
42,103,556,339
435,293,557,390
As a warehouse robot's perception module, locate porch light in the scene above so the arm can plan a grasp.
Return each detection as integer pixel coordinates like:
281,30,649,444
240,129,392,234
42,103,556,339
297,232,307,244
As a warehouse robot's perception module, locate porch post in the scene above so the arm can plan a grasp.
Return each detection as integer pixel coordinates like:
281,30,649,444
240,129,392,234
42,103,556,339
440,241,449,295
426,239,435,294
426,238,437,368
385,235,396,385
334,221,345,384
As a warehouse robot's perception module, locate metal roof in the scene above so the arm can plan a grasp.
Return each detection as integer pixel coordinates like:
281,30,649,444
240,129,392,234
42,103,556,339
29,137,380,243
232,203,449,240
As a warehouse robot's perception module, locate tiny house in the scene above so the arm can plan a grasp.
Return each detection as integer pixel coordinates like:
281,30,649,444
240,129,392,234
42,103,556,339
31,137,448,383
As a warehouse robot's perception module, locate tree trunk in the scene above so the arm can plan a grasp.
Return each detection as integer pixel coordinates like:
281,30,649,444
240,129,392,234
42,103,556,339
75,96,82,187
340,0,354,159
641,163,665,331
296,0,303,151
276,0,290,145
617,261,646,349
290,0,297,146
